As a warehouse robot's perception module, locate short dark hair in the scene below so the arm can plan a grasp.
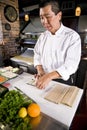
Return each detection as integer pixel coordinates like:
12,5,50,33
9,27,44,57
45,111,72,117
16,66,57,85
39,0,61,15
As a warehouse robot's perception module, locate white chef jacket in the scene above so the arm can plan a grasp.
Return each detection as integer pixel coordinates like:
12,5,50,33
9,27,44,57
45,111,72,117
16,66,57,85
34,24,81,80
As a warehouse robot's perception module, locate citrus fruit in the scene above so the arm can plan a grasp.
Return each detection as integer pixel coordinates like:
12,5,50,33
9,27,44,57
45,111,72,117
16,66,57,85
27,103,40,117
18,107,27,118
30,115,42,128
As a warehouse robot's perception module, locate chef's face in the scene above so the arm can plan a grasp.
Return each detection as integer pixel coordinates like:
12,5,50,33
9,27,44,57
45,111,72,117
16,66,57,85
40,5,62,34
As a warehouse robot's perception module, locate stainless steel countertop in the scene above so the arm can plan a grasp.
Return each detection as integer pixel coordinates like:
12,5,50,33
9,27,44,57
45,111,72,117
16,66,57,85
34,112,69,130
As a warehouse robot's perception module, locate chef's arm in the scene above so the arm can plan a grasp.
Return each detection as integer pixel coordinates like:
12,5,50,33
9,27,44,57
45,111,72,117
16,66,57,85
47,71,61,80
36,65,61,79
36,65,45,76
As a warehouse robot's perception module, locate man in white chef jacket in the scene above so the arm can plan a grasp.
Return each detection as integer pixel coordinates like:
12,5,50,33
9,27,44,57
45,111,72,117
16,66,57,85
34,0,81,89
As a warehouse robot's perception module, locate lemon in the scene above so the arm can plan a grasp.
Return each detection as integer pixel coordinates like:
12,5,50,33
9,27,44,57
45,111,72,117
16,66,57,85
18,107,27,118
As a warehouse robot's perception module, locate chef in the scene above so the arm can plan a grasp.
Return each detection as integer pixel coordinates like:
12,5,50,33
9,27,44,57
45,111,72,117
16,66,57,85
34,0,81,89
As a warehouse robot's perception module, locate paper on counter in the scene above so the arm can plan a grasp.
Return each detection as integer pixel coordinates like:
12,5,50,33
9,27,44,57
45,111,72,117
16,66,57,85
1,71,18,79
44,85,79,107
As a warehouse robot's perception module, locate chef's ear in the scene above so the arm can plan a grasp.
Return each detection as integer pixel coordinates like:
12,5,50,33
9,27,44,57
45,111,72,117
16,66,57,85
57,11,62,21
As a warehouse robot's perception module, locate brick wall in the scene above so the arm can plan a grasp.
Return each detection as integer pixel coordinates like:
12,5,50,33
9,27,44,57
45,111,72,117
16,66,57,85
0,0,20,60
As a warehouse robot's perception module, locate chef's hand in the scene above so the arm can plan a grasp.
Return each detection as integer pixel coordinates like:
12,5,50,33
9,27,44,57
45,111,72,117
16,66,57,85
35,73,51,89
35,71,61,89
34,71,45,87
34,65,45,79
34,70,45,79
35,65,45,79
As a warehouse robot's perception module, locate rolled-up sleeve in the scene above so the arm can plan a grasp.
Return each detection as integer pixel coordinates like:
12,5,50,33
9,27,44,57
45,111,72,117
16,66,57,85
56,33,81,80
